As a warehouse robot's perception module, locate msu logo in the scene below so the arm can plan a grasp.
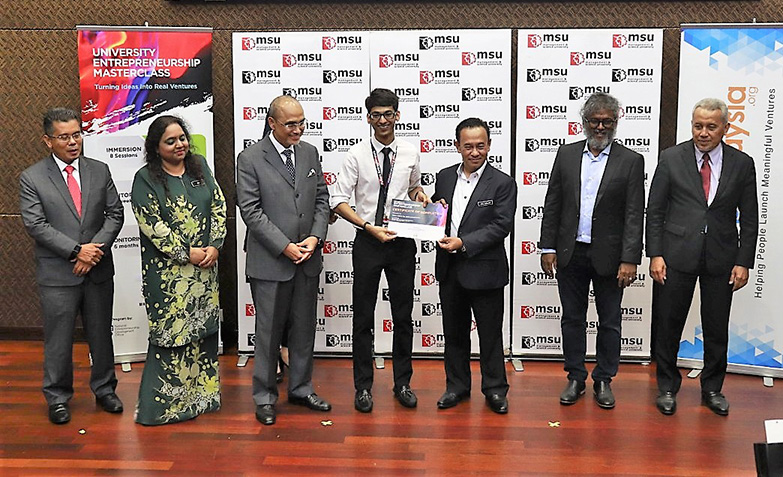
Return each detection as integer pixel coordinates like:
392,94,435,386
422,303,437,316
419,36,434,50
324,305,338,318
282,87,297,98
527,34,542,48
421,173,435,186
461,88,476,101
570,52,585,66
323,70,338,84
521,336,537,349
612,69,627,82
420,240,436,253
326,334,340,347
461,52,476,65
421,273,436,286
419,71,434,84
521,272,537,285
323,107,337,120
383,319,393,332
526,106,541,119
612,34,627,48
324,271,339,284
322,36,337,50
282,54,296,67
323,138,337,152
569,86,584,100
379,54,394,68
322,240,336,254
527,69,542,82
422,334,436,347
520,306,535,318
568,122,583,135
525,138,540,152
522,206,539,219
245,304,256,316
523,172,538,185
323,172,337,186
420,140,435,153
420,105,434,119
521,241,537,254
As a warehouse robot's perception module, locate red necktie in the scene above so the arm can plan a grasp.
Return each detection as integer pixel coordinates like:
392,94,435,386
65,165,82,217
700,153,711,202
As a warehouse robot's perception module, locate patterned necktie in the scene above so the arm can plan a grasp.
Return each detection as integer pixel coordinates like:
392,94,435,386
64,164,82,217
282,149,295,183
374,147,392,226
700,153,711,202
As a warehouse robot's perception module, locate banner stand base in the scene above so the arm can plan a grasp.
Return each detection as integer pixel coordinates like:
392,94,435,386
121,363,132,373
511,359,524,372
764,377,774,387
237,355,250,368
687,369,702,379
374,357,385,369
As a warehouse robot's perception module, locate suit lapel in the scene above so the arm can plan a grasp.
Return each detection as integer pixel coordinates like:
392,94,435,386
79,157,91,218
594,144,620,207
713,142,737,204
681,141,706,204
460,165,493,226
262,137,295,188
571,142,585,209
441,166,458,235
46,156,80,221
293,143,310,190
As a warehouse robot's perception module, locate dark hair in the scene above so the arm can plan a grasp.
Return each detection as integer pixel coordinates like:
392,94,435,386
144,115,203,195
580,92,620,121
43,108,80,136
365,88,399,112
455,117,491,143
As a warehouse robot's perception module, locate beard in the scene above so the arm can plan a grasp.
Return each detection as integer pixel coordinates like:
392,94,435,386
585,126,615,152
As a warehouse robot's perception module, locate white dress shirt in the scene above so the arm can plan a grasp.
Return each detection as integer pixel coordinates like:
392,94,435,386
330,136,421,224
52,154,81,189
269,134,295,168
450,161,488,235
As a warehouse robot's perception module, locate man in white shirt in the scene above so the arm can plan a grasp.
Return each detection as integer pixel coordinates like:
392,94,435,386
331,88,429,413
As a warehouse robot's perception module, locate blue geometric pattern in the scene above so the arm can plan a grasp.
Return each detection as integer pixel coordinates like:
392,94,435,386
683,28,783,74
679,323,783,368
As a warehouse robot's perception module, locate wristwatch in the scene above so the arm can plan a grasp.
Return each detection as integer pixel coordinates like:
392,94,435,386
69,244,82,260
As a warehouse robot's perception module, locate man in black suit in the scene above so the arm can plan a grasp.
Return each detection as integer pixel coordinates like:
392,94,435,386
646,98,758,416
20,108,124,424
539,93,645,409
432,117,517,414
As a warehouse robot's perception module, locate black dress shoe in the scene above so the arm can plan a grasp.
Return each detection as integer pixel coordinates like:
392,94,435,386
96,393,124,413
48,403,71,424
393,385,418,408
593,381,615,409
255,404,276,425
485,394,508,414
354,389,373,413
702,391,729,416
288,393,331,411
437,391,468,409
559,379,585,405
656,391,677,415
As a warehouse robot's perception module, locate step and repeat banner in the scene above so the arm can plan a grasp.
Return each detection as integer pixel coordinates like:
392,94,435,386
78,26,214,362
512,29,663,359
232,29,511,356
676,25,783,376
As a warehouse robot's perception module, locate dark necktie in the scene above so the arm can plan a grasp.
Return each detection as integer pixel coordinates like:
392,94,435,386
374,147,392,226
64,165,82,217
701,153,711,202
282,149,295,183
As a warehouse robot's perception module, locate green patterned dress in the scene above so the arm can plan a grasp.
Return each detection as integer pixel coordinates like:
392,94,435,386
131,155,226,426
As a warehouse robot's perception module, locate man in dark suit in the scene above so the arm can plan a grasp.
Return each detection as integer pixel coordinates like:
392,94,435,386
539,93,645,409
646,98,758,416
432,117,517,414
237,95,331,425
20,108,124,424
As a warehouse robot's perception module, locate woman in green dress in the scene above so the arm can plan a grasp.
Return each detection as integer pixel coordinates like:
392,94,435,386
131,115,226,425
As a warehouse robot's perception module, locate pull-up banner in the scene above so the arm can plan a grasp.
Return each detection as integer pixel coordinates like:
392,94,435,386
78,26,215,362
677,24,783,376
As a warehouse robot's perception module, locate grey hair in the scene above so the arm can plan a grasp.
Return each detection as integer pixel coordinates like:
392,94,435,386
692,98,728,124
43,108,80,136
580,92,621,121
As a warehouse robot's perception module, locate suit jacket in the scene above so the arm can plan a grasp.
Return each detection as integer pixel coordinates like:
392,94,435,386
646,140,758,274
20,155,124,286
432,162,517,290
236,136,330,281
538,140,645,276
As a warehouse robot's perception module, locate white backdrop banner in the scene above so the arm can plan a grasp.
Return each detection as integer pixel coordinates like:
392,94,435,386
232,29,511,357
78,26,214,362
512,29,663,359
676,25,783,375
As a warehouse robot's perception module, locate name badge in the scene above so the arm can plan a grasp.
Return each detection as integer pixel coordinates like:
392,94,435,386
191,179,206,187
477,199,493,208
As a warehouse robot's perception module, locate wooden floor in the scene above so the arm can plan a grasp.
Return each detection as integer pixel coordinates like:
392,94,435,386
1,341,780,476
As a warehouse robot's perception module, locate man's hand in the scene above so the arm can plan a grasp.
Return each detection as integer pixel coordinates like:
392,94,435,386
75,243,104,266
295,236,320,264
650,256,667,285
366,224,397,243
412,190,432,206
189,247,207,266
72,261,93,277
730,265,749,291
541,253,557,278
282,242,305,262
617,262,637,288
199,246,219,268
437,236,463,252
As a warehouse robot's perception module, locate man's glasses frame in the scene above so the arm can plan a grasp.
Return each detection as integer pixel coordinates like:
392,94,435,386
586,118,616,128
48,132,82,142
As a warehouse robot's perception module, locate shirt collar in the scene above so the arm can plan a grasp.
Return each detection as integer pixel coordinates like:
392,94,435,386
456,160,488,181
268,133,292,156
583,141,612,161
371,135,396,152
52,154,79,171
695,143,723,164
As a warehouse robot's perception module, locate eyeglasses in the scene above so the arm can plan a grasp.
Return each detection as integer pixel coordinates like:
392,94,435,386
586,118,616,128
274,118,307,130
48,132,82,142
368,110,396,121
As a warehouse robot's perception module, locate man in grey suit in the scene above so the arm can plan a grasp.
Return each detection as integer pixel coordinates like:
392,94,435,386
647,98,758,416
20,108,124,424
237,95,331,425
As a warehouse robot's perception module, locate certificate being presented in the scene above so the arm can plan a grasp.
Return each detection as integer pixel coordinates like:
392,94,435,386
387,199,447,241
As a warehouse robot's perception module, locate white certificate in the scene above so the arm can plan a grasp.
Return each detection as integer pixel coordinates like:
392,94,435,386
387,199,447,241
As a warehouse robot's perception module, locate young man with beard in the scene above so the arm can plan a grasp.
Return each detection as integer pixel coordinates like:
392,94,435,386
539,93,645,409
331,88,429,413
